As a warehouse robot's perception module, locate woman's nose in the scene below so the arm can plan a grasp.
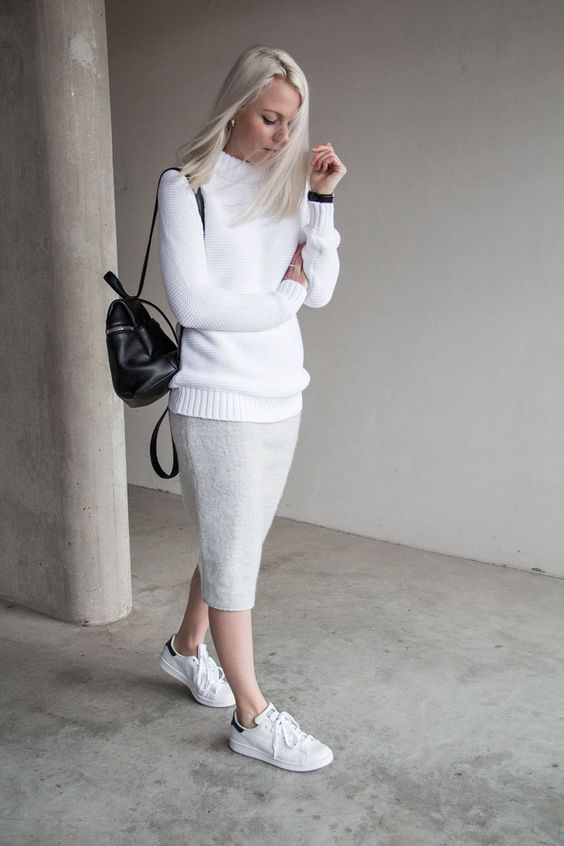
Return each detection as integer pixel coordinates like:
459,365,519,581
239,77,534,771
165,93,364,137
273,125,290,146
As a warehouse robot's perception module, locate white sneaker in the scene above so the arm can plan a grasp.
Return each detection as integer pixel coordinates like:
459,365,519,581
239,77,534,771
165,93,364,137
229,701,334,771
159,635,236,708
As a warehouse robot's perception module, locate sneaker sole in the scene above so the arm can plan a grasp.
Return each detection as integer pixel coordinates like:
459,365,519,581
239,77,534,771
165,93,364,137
228,736,334,771
159,654,235,708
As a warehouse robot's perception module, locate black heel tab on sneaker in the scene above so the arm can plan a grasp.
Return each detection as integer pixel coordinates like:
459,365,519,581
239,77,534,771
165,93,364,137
231,713,245,733
166,636,177,657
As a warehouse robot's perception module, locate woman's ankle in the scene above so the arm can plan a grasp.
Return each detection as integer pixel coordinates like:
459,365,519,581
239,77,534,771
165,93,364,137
236,698,269,728
172,633,200,657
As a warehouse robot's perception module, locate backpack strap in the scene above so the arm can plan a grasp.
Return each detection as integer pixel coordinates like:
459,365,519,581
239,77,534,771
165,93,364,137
149,168,205,479
150,406,179,479
137,167,204,299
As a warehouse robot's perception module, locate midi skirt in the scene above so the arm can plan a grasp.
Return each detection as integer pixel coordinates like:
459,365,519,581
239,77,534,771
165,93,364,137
169,409,302,611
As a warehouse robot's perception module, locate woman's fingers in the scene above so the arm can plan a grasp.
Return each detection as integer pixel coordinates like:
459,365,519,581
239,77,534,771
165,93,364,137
311,141,347,174
284,242,308,287
290,243,305,264
309,141,347,193
312,150,339,171
311,143,334,164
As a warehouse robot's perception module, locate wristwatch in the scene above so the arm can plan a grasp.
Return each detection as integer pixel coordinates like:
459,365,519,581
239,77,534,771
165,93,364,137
308,190,334,203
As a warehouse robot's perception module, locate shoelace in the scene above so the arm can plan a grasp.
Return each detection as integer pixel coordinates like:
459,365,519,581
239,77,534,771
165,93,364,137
195,649,226,692
272,711,314,758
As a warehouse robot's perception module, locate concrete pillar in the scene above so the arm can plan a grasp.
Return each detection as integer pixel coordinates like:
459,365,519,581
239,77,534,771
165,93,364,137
0,0,132,623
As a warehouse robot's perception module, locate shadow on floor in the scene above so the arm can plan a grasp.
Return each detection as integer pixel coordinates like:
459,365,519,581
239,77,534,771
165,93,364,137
1,484,563,845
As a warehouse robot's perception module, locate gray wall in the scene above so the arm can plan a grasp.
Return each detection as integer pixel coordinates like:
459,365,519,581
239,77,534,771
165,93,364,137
106,0,564,577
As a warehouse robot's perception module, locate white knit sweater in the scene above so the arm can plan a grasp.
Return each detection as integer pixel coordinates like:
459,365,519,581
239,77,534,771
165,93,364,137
157,150,341,422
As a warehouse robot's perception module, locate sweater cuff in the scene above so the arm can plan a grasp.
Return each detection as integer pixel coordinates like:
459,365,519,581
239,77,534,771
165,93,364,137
307,199,335,233
278,277,308,309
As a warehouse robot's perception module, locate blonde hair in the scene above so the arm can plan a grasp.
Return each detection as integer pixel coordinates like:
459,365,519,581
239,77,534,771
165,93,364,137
175,45,310,224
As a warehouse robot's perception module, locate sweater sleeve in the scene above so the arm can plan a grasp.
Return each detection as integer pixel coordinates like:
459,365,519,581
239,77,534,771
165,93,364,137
299,191,342,309
157,169,307,332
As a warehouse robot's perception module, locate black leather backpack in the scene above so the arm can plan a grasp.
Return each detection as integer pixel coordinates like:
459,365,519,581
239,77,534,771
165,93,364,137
103,167,204,478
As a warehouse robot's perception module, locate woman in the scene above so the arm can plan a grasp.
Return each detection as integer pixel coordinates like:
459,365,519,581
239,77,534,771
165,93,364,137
157,45,346,772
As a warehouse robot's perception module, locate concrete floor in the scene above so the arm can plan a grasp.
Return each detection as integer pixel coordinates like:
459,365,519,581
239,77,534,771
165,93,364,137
1,484,563,846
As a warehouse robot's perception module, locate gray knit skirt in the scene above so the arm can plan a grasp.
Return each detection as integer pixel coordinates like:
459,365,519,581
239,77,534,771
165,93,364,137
169,409,302,611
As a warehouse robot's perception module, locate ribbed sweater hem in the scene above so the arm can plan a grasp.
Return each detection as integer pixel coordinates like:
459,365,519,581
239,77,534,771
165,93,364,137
168,386,303,422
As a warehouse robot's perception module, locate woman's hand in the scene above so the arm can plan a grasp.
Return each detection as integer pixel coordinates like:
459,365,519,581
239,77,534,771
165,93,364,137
309,142,347,194
283,243,308,288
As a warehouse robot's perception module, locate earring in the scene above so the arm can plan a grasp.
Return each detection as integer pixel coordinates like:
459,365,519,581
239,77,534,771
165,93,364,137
229,118,235,128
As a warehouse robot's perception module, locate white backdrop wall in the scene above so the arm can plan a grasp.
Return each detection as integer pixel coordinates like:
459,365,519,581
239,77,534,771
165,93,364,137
105,0,564,577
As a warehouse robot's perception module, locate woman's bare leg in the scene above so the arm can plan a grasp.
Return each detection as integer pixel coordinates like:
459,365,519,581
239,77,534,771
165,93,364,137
208,605,268,728
172,560,268,728
173,560,210,656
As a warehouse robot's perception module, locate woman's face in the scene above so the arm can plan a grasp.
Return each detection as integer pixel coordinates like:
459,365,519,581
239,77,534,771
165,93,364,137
224,76,301,166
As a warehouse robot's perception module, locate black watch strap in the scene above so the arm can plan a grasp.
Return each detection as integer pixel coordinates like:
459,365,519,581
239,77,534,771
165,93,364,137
308,190,334,203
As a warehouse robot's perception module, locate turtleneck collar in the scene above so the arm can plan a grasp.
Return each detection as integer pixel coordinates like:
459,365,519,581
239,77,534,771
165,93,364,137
215,149,265,185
